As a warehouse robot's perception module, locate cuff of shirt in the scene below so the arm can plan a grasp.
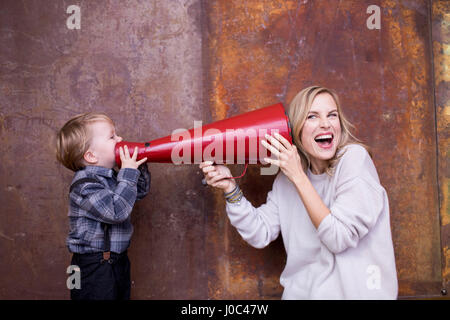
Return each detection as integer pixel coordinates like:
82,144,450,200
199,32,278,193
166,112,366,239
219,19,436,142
117,168,140,185
317,213,332,234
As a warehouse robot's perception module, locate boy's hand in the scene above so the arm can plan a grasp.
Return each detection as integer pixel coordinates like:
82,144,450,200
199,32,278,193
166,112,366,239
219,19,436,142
119,145,148,169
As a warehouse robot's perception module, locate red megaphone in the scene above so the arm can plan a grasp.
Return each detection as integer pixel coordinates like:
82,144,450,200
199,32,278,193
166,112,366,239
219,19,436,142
115,103,292,168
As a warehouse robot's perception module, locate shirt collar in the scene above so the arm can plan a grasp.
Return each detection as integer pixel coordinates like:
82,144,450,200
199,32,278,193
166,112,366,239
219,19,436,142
83,165,115,178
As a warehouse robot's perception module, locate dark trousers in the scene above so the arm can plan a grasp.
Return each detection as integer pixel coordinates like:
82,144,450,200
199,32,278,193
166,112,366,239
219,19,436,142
70,251,131,300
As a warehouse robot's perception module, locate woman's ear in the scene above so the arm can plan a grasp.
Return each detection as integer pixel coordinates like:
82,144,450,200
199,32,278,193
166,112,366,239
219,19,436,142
83,150,98,165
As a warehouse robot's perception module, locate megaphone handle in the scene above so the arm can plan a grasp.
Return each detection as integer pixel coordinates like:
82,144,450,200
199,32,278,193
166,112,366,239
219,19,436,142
201,163,249,186
226,163,248,180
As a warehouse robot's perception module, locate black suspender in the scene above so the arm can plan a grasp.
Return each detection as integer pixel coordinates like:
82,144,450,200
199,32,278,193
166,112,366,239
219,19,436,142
103,224,111,253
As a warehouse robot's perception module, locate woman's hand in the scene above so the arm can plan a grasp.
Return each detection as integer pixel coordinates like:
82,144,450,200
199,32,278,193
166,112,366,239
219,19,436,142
261,132,305,184
199,161,236,193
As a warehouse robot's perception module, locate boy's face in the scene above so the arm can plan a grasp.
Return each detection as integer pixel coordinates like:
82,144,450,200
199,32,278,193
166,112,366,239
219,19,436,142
85,120,123,169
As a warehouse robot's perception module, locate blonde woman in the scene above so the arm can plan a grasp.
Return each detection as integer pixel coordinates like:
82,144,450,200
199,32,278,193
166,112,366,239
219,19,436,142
200,86,398,299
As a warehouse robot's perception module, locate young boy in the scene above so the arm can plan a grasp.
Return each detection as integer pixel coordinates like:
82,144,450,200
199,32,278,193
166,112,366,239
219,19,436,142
56,112,151,300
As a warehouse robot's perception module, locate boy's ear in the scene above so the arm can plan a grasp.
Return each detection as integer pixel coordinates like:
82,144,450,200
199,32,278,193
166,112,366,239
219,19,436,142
83,150,98,165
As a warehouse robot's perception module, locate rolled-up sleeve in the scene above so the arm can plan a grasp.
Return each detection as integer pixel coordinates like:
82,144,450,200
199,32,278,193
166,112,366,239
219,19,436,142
317,176,385,254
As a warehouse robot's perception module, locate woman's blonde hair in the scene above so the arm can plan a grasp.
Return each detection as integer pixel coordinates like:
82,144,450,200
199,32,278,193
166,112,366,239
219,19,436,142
56,112,114,171
288,86,368,175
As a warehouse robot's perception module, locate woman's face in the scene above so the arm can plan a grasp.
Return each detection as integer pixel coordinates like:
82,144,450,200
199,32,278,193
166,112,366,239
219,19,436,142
300,92,341,174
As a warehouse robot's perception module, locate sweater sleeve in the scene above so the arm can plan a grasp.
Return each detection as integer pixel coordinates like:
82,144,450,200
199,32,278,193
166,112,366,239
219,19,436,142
317,177,385,254
316,145,386,254
225,175,281,249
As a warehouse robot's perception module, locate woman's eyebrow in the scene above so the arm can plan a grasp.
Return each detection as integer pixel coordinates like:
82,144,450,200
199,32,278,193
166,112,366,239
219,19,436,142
308,109,338,114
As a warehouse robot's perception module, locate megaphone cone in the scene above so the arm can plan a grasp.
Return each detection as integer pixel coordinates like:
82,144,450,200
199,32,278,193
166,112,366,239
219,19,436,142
115,103,293,167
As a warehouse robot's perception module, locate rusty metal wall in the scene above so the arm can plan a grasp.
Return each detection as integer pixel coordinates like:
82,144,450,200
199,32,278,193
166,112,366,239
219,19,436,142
0,0,207,299
432,0,450,296
0,0,447,299
204,0,444,298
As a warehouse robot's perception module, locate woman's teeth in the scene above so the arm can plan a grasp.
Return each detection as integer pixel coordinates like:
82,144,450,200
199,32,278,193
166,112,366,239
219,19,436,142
315,134,332,140
315,134,332,141
314,134,333,148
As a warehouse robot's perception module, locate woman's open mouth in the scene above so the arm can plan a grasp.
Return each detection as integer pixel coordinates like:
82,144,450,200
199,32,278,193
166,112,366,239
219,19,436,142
314,132,334,149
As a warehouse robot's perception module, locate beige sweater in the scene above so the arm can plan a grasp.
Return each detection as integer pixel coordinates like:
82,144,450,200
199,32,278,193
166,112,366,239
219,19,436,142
226,144,398,299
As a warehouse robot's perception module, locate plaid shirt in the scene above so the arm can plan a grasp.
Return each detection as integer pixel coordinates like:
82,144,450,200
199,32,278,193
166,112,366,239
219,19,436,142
67,165,151,254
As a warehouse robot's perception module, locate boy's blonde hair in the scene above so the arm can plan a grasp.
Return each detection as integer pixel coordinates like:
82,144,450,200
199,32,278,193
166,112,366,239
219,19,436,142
288,86,368,175
56,112,114,171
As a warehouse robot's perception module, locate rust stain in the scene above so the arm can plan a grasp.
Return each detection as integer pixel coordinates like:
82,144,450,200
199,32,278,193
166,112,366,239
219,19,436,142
378,0,442,292
432,0,450,292
442,178,450,227
434,42,450,84
444,246,450,282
